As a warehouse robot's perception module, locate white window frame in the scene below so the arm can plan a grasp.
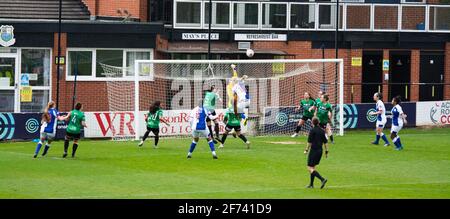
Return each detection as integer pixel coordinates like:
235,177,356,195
400,4,427,32
261,2,288,30
344,3,372,31
174,0,203,29
428,5,450,33
18,48,53,93
289,3,317,31
203,1,232,29
231,1,261,30
316,3,344,31
372,4,400,32
401,0,426,4
66,48,153,81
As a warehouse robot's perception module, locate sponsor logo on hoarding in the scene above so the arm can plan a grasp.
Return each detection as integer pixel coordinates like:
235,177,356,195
335,104,358,129
276,112,288,127
0,113,15,140
430,102,450,124
366,109,377,123
94,112,135,137
25,118,39,134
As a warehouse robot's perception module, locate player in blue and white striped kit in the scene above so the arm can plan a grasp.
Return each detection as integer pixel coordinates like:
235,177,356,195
33,101,61,158
187,99,219,159
369,92,390,146
390,96,407,151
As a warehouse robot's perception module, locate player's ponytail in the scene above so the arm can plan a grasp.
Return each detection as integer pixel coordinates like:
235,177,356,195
42,101,55,123
149,101,161,114
375,92,382,100
305,92,313,101
393,96,402,105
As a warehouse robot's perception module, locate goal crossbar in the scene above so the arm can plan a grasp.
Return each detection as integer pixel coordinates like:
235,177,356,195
134,59,344,140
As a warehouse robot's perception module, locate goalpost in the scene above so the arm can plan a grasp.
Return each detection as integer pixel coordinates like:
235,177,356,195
128,59,344,141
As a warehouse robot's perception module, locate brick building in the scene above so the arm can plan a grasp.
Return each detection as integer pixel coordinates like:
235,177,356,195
158,0,450,104
0,0,449,113
0,0,160,112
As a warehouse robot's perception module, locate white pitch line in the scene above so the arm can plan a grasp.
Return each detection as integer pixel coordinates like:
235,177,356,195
50,181,450,199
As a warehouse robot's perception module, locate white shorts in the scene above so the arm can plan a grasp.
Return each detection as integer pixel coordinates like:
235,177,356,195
40,132,55,140
192,129,210,138
391,125,403,134
376,120,386,128
237,100,250,113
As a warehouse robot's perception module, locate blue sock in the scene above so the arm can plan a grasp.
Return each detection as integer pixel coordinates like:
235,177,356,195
381,133,389,144
208,140,215,152
241,114,246,120
189,141,197,153
397,137,402,147
394,137,402,148
34,142,42,155
374,134,380,144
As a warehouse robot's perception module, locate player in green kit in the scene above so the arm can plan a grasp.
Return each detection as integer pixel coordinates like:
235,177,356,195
314,94,334,143
59,103,87,158
139,101,169,148
204,85,222,143
292,92,316,138
218,108,250,149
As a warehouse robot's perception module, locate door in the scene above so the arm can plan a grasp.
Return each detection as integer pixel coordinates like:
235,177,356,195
420,51,444,101
389,52,411,102
362,51,383,103
0,54,19,112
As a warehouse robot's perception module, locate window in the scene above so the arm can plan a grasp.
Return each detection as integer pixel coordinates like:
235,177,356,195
429,6,450,31
0,90,14,112
291,4,316,29
346,5,371,30
126,51,151,76
20,90,50,113
176,1,201,27
401,0,426,3
401,6,426,31
318,4,343,30
262,3,287,29
21,49,51,86
374,5,399,30
233,3,259,28
96,50,123,78
204,2,230,28
68,51,93,76
67,49,153,80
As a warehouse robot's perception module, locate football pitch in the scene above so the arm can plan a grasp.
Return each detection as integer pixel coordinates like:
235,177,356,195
1,128,449,199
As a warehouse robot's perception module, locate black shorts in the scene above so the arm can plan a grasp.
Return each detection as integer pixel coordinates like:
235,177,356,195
206,110,217,122
66,132,81,140
319,123,327,129
146,127,159,134
225,124,241,132
301,116,313,121
307,149,323,167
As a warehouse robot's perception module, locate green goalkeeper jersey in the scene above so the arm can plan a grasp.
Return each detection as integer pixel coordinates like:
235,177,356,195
225,111,241,126
300,99,315,118
203,91,218,111
66,110,85,134
315,98,322,106
316,102,332,124
147,109,163,128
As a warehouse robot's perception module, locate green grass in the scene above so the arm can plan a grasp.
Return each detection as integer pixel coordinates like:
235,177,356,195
1,128,450,199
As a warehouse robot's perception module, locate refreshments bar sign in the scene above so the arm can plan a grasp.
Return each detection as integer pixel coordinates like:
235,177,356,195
235,33,287,41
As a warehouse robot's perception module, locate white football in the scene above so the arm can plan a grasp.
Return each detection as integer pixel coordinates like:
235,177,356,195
246,49,254,57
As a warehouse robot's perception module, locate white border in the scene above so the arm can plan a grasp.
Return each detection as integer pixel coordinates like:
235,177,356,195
171,1,450,33
65,48,153,81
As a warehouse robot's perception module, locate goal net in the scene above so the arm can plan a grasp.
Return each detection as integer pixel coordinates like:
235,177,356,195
123,59,344,141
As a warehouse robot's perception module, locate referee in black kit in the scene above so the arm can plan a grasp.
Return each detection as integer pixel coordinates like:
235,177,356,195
304,118,329,189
